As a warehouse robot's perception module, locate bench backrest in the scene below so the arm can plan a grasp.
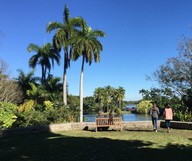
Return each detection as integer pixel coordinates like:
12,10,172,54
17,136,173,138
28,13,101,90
96,117,122,125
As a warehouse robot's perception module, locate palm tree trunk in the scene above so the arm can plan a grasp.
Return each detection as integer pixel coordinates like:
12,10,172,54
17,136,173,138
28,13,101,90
41,65,45,84
119,100,121,109
63,51,68,105
63,72,67,105
79,57,84,123
99,101,101,111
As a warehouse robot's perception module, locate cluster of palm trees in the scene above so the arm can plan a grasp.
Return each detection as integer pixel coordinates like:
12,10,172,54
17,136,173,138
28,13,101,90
94,86,125,113
27,5,105,122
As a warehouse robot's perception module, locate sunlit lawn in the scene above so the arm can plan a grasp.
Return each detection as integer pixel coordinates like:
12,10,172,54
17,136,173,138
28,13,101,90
0,128,191,161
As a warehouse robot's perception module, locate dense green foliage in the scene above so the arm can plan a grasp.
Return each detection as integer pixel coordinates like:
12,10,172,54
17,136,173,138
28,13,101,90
83,96,97,112
0,99,79,130
174,111,192,122
0,102,17,129
138,88,192,121
136,100,152,114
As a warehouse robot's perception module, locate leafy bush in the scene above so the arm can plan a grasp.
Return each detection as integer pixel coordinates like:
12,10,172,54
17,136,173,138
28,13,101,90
44,100,54,110
18,100,35,112
0,102,18,129
136,100,152,114
13,109,49,128
174,111,192,122
44,105,79,123
1,97,79,128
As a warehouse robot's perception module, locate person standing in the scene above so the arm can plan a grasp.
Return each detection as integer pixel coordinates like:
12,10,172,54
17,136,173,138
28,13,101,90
163,104,173,133
108,110,114,125
149,102,160,132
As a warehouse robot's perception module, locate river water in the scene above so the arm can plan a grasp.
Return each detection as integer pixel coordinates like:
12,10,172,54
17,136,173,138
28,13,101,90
83,113,151,122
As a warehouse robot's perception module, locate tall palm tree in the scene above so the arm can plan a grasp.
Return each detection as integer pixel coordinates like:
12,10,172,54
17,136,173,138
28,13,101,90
69,21,105,122
46,5,82,105
27,43,60,84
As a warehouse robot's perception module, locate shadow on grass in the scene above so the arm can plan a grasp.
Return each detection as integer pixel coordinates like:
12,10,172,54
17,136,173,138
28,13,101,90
124,129,153,132
0,132,191,161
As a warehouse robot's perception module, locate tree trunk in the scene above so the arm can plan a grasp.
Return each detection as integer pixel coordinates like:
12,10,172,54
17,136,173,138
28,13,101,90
41,65,45,84
79,57,84,123
63,50,68,105
63,72,67,105
119,100,121,109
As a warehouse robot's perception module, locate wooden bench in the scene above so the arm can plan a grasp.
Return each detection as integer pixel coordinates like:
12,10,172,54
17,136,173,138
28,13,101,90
95,117,123,132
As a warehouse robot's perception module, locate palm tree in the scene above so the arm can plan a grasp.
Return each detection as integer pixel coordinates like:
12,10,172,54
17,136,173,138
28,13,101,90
27,43,60,83
102,88,112,112
113,86,125,109
46,5,82,105
94,87,105,111
69,21,105,122
15,69,39,100
44,74,63,103
45,74,62,93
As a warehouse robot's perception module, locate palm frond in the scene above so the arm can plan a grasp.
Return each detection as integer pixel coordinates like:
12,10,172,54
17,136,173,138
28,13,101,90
29,55,38,69
27,44,40,52
46,22,63,33
64,5,70,23
91,30,106,37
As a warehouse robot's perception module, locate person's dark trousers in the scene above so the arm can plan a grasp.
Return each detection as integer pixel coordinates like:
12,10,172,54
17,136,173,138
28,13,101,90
152,117,158,130
165,120,171,128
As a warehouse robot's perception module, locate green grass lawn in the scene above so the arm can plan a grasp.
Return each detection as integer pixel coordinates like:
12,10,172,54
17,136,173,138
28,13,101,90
0,128,191,161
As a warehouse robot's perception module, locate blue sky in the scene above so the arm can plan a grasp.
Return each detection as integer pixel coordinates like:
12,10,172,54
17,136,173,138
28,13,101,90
0,0,192,101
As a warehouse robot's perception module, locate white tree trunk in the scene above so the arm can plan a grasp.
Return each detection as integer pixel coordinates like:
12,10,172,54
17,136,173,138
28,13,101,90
63,73,67,105
79,70,84,123
79,56,85,123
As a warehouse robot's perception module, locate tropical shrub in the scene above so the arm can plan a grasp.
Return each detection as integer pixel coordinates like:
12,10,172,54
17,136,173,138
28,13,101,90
84,96,97,111
13,109,49,128
44,105,79,123
0,102,18,129
44,100,54,110
67,95,79,108
136,100,152,114
18,100,35,112
174,111,192,122
14,100,49,127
